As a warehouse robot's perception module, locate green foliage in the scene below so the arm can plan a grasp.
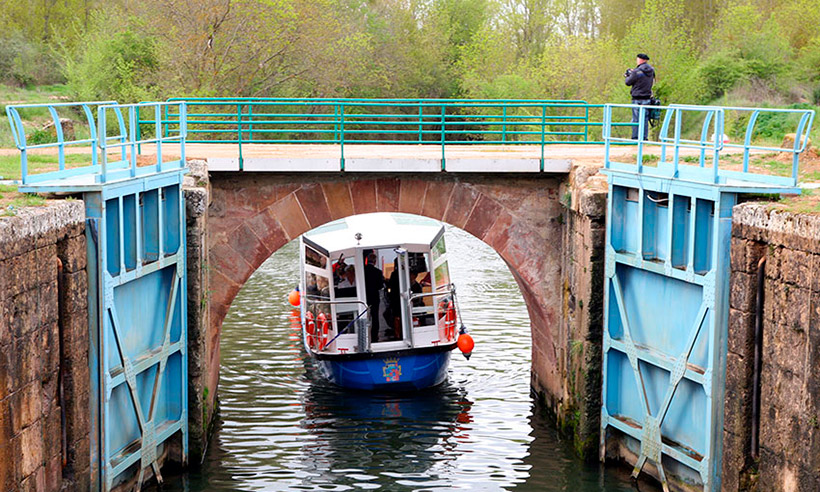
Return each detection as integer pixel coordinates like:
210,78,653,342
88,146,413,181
61,12,160,103
27,128,56,145
698,51,749,102
621,0,702,104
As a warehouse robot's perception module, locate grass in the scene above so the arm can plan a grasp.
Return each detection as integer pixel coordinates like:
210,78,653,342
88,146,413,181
0,183,48,217
0,153,93,180
0,84,80,147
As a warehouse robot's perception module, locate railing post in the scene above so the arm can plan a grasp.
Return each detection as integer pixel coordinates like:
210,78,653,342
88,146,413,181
440,105,446,171
180,103,187,169
502,105,507,143
129,106,138,177
584,104,589,142
540,105,546,172
98,108,108,183
248,103,254,143
636,105,645,173
419,104,423,142
603,105,611,169
340,103,345,171
237,103,243,171
334,104,339,143
154,104,163,172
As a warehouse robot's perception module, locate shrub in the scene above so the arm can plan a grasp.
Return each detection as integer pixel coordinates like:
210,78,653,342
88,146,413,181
698,51,748,102
61,13,160,103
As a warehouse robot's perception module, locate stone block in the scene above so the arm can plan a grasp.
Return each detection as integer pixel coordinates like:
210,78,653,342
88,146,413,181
43,408,61,462
729,271,757,312
8,281,59,340
20,465,45,492
45,453,61,492
56,234,87,274
0,437,18,492
350,179,378,215
577,187,607,218
10,381,43,434
65,388,89,445
420,180,454,220
226,222,271,271
4,246,56,300
246,209,288,254
0,201,83,259
463,195,503,241
295,183,332,228
724,351,753,437
759,362,805,458
18,420,44,478
59,270,88,317
780,248,814,287
728,308,755,357
321,181,354,220
183,187,208,221
764,322,807,383
269,192,309,240
375,177,400,213
397,179,426,216
442,183,479,229
65,435,90,479
209,240,253,288
721,430,747,492
62,309,89,371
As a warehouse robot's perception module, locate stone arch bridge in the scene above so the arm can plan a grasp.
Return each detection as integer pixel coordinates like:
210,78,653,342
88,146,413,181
186,159,608,460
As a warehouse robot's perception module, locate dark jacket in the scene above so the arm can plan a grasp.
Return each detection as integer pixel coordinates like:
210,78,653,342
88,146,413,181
625,62,655,99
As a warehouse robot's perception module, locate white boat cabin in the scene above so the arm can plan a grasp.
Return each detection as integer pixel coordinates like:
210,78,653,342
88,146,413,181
300,213,457,355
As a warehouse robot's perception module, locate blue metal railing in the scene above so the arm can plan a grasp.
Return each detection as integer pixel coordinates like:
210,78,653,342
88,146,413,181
5,101,187,186
135,97,632,170
604,103,815,187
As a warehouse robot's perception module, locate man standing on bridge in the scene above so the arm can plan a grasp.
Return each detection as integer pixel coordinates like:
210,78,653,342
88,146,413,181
625,53,655,140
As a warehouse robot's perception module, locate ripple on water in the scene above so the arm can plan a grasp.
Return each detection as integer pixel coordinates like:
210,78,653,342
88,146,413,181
158,225,641,492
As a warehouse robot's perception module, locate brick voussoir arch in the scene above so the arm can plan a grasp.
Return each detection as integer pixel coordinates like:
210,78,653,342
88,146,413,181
208,175,553,336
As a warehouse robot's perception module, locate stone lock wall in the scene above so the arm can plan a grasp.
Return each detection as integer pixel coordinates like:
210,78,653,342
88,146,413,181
0,201,89,491
724,203,820,492
552,166,607,458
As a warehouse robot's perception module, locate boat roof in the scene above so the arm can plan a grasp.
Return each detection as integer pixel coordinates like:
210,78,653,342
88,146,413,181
304,213,444,253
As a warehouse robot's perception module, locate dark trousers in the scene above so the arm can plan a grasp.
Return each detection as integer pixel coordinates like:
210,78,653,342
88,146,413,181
631,99,651,140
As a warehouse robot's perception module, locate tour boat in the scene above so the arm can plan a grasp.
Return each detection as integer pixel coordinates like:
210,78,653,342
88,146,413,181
290,213,474,391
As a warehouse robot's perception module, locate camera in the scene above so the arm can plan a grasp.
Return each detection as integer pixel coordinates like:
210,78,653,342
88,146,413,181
624,68,633,77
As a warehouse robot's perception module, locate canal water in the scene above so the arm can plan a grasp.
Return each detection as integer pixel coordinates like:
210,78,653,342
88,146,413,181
166,226,641,491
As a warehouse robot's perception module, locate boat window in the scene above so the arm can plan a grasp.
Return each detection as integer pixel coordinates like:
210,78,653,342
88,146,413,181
335,310,358,335
305,246,327,268
432,235,446,263
333,257,358,298
434,261,450,291
409,252,432,308
305,271,330,300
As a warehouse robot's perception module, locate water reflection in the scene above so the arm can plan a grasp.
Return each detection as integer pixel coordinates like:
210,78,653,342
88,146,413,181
297,381,473,491
158,224,641,491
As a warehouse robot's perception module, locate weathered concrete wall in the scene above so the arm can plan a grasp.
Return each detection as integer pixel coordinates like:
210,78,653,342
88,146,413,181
194,167,609,460
0,201,88,491
724,202,820,491
550,166,607,458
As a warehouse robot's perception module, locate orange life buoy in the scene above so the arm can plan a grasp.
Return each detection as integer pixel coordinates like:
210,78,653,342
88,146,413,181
306,311,316,349
317,312,330,351
445,300,456,340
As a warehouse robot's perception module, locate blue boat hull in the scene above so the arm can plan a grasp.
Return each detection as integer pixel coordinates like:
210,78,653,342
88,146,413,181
316,348,453,391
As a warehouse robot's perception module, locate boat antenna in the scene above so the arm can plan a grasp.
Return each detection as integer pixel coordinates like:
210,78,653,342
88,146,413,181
355,232,362,245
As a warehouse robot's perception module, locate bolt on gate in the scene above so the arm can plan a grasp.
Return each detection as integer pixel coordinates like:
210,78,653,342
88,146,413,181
6,101,189,491
599,104,814,491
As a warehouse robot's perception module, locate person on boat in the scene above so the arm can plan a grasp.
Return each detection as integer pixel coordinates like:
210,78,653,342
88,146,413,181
364,251,385,342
